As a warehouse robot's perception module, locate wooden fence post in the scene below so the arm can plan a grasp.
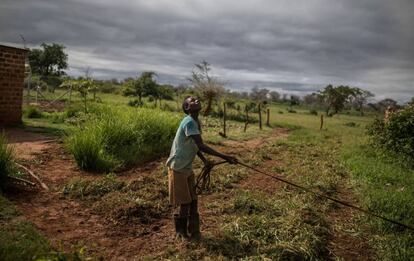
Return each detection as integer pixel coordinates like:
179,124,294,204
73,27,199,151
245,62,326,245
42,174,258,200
244,105,249,132
266,108,270,127
69,85,72,104
320,114,324,130
258,103,262,130
223,102,227,137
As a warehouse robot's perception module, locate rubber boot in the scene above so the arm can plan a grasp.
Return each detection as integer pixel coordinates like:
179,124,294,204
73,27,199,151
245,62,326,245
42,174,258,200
174,214,188,239
188,213,201,240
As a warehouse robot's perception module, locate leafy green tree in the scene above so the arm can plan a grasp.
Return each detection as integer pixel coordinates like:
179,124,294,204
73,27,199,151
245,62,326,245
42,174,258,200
377,98,398,112
250,86,269,102
289,95,300,110
28,43,68,91
351,88,374,115
269,91,280,102
28,43,68,76
189,61,224,116
137,72,157,104
318,84,356,115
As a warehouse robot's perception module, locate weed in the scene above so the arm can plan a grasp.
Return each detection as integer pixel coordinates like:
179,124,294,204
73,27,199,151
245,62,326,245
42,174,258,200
24,106,43,118
0,134,15,190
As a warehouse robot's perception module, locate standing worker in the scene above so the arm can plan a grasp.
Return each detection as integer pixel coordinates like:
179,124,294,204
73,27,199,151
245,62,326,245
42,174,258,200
166,96,237,240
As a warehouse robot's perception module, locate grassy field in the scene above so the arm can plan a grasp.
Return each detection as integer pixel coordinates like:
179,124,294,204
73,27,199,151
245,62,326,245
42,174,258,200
1,90,413,260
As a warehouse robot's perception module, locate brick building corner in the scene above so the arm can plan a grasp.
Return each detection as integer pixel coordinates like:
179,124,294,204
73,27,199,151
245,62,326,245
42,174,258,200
0,44,28,126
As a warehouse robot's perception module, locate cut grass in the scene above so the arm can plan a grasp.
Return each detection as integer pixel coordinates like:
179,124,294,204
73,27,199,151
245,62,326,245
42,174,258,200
63,168,170,225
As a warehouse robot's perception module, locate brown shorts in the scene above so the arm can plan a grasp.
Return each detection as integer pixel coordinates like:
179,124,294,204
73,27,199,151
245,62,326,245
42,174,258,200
168,168,197,206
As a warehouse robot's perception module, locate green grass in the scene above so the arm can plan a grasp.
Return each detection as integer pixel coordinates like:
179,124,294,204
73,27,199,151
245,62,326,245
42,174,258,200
0,134,15,190
66,105,181,172
18,90,413,259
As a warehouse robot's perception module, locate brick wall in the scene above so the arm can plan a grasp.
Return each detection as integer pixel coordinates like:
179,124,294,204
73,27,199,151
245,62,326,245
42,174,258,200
0,44,28,126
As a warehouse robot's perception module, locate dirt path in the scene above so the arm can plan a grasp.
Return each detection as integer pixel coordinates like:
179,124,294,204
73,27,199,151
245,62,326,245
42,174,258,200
4,127,373,260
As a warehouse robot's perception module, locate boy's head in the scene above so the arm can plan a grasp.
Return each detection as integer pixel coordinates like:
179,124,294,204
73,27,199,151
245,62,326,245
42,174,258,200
182,96,201,115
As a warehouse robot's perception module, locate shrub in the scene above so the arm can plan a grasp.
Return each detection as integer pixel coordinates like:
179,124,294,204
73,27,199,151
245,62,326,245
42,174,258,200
367,105,414,161
0,134,14,190
344,122,358,127
66,106,180,172
309,109,318,115
287,109,297,113
24,106,42,119
127,99,143,107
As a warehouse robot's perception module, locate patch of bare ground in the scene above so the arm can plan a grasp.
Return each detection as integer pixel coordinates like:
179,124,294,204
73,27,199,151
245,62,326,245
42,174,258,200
3,127,373,260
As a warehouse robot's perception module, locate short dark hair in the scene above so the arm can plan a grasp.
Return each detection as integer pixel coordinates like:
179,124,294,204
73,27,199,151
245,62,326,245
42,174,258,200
182,96,192,114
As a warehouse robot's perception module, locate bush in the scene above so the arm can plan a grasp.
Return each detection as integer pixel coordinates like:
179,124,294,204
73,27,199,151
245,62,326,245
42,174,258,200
287,109,297,113
127,99,143,107
344,122,358,127
309,109,318,115
66,106,180,172
0,134,14,190
367,105,414,161
24,106,42,119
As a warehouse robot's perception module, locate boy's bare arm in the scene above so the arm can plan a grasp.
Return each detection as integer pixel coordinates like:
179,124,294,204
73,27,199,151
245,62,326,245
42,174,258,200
191,134,237,164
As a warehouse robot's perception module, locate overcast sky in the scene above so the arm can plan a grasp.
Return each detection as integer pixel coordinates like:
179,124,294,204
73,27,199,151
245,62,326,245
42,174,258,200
1,0,413,102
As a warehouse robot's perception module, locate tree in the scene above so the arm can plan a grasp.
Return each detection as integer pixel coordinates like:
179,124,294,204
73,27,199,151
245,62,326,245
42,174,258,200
318,84,356,115
28,43,68,92
250,86,269,102
269,91,280,102
61,78,93,113
377,98,398,111
351,88,374,115
289,95,300,109
29,43,68,77
188,61,224,115
126,72,158,104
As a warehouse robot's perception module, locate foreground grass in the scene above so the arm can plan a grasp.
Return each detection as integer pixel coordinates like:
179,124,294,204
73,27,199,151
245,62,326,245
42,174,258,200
343,144,414,260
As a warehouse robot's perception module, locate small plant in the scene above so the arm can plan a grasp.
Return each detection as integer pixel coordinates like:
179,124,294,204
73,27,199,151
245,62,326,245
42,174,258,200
0,134,14,190
127,99,143,107
287,109,297,113
25,106,43,119
344,122,357,127
309,109,318,115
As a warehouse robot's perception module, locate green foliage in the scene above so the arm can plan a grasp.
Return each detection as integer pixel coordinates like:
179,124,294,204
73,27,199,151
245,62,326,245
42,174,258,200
28,43,68,77
344,122,358,127
24,106,43,118
319,84,357,115
0,134,15,190
66,106,180,172
367,105,414,161
127,99,144,107
0,221,52,261
309,109,318,115
342,145,414,259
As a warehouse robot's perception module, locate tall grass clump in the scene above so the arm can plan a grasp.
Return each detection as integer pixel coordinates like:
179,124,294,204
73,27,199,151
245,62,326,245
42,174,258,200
0,134,15,190
66,106,180,172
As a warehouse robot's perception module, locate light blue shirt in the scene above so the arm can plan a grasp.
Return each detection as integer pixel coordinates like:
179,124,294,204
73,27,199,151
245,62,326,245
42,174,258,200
166,115,200,172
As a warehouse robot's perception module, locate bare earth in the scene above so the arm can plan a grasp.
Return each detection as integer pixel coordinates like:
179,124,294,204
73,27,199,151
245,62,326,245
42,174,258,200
4,127,373,260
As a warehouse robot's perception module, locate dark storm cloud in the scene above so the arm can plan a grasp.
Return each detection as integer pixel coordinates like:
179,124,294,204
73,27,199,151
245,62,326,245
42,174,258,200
1,0,413,102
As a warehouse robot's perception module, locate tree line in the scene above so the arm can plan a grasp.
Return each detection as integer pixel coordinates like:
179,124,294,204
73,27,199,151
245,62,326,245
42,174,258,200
27,43,409,116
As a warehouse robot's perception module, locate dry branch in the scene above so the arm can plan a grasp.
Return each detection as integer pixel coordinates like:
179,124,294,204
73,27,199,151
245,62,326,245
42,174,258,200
15,162,49,191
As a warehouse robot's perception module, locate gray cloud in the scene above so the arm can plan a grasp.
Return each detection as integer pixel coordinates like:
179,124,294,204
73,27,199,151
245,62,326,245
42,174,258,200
1,0,413,102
